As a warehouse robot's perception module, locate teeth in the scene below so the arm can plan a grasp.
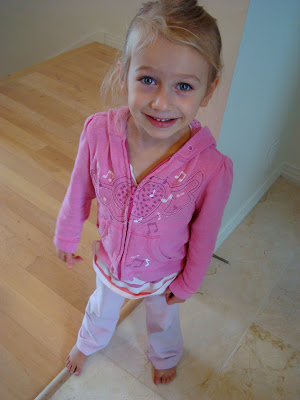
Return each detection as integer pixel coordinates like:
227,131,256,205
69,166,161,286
153,117,171,122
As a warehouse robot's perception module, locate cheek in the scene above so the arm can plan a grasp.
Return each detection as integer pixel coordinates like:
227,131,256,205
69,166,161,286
128,88,149,107
179,96,201,116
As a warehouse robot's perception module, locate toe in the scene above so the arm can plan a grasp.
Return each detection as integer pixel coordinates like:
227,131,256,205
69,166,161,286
67,363,76,374
74,367,81,376
66,363,72,373
154,368,177,385
70,364,77,374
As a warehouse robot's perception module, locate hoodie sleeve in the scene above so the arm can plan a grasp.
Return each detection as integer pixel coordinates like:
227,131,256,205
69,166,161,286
169,155,233,300
54,116,96,253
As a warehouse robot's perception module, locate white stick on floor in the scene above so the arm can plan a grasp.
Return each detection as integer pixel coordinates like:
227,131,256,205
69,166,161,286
34,298,143,400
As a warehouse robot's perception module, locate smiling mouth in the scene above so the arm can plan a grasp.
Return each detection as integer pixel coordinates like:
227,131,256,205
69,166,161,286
151,117,172,122
145,114,179,128
148,115,175,122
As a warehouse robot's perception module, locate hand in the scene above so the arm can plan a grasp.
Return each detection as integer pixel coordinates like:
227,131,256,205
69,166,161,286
165,287,186,305
56,249,83,269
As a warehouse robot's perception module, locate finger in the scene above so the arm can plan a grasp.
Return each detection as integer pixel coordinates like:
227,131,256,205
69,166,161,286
165,292,171,302
71,255,83,263
166,295,176,305
57,249,67,262
66,254,74,269
166,297,174,305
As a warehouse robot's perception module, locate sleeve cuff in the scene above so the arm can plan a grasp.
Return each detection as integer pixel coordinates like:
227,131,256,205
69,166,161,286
53,236,79,254
169,273,196,300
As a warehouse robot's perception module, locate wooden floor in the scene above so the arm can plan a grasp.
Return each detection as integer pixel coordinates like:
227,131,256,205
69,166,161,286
0,42,135,400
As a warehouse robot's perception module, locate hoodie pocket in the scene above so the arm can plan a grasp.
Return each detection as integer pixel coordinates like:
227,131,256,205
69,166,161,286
98,218,123,265
148,237,186,263
147,237,173,263
98,218,109,239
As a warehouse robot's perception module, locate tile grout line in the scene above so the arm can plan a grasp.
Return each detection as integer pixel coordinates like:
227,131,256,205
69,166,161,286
217,246,299,374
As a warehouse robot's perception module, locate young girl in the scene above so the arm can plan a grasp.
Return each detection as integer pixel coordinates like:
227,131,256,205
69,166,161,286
54,0,233,386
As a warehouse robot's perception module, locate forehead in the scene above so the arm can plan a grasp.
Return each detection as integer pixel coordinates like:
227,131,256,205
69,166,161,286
129,38,209,80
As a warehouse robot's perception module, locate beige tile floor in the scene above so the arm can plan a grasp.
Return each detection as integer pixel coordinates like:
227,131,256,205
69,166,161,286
50,177,300,400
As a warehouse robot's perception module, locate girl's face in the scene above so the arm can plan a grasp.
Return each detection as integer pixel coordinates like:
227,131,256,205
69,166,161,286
124,37,218,143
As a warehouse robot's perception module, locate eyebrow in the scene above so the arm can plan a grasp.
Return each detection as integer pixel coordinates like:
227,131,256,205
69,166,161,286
135,66,201,83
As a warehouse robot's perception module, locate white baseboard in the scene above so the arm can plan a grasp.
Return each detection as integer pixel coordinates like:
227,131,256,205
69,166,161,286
67,31,123,52
281,162,300,185
67,31,106,52
103,32,124,51
215,164,283,250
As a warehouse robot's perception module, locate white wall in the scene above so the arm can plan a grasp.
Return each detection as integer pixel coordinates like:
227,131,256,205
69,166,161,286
280,82,300,185
0,0,142,78
216,0,300,246
287,121,300,168
282,79,300,168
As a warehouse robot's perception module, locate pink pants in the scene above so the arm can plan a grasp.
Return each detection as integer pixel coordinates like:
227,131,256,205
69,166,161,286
77,276,183,370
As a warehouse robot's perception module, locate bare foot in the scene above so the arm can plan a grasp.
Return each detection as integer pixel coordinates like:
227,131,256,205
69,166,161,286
65,345,88,376
153,367,176,385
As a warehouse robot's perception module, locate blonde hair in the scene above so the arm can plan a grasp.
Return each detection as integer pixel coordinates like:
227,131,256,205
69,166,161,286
101,0,222,107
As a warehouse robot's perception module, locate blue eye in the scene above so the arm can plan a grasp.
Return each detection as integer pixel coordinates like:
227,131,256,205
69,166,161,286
141,77,155,85
178,83,192,91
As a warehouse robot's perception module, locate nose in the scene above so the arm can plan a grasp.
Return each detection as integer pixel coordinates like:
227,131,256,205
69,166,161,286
151,86,172,111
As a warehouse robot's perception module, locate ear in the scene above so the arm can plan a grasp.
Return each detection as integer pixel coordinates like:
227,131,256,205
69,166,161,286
118,60,126,94
200,77,219,107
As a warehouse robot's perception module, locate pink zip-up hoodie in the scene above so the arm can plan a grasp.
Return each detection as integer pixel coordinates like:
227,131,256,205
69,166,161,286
54,107,233,300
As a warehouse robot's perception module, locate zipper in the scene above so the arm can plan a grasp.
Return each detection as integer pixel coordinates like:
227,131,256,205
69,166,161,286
117,141,136,279
128,186,136,215
118,138,172,279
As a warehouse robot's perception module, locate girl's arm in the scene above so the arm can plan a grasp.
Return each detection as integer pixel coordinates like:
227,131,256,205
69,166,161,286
169,156,233,300
54,116,96,255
